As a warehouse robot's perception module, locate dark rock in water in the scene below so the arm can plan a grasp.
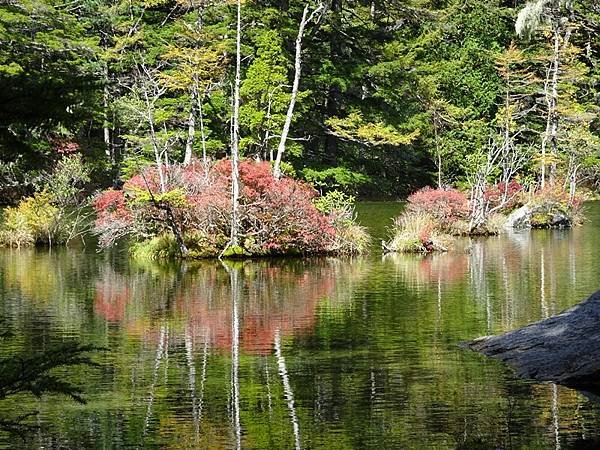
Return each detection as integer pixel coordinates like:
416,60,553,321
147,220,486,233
466,290,600,395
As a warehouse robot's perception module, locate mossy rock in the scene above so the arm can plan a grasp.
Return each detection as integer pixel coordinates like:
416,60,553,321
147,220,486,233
506,202,573,229
221,245,250,258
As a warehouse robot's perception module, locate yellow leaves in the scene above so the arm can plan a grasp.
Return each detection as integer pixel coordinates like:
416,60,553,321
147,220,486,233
533,152,563,167
326,112,420,147
0,190,59,247
141,0,171,7
127,186,189,208
0,62,24,76
495,42,526,77
357,123,420,146
160,43,227,92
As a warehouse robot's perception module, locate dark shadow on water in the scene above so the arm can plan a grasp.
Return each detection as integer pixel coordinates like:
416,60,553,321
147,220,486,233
0,339,100,438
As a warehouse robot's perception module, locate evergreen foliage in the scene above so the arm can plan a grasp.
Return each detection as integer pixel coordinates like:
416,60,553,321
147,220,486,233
0,0,599,199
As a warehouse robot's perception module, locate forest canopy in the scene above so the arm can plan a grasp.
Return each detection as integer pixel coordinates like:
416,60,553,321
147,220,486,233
1,0,599,201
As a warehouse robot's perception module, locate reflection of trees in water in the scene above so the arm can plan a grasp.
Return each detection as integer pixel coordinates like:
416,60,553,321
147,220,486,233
384,229,592,333
3,242,599,448
93,258,361,355
89,257,366,448
384,251,469,289
0,248,99,334
1,249,367,448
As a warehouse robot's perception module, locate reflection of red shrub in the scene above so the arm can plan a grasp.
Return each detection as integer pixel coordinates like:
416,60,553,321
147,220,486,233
407,187,468,225
94,281,129,322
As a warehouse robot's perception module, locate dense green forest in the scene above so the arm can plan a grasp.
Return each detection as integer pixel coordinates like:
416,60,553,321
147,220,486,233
1,0,599,202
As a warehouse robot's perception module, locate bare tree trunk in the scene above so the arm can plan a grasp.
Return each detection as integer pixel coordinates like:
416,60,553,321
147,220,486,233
184,86,197,166
140,69,188,256
468,140,503,232
148,119,166,193
547,29,560,186
541,27,566,188
501,87,512,204
469,173,487,232
273,3,323,180
198,94,208,166
325,0,342,164
138,69,166,192
568,159,578,206
230,0,242,247
103,64,113,161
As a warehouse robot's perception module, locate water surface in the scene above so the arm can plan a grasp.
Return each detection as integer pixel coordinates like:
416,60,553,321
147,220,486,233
1,202,599,449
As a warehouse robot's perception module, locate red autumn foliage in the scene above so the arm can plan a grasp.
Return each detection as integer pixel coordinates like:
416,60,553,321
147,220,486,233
50,136,80,154
532,183,582,211
418,221,435,244
93,189,129,218
92,159,338,255
92,189,134,248
123,170,163,193
484,180,524,211
406,187,469,225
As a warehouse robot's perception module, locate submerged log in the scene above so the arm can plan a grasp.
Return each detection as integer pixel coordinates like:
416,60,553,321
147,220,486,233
467,290,600,395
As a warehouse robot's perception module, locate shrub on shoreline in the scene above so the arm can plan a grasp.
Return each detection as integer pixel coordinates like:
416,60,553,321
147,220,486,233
385,212,452,254
527,184,584,227
406,187,469,232
385,183,582,254
93,160,370,259
0,155,91,248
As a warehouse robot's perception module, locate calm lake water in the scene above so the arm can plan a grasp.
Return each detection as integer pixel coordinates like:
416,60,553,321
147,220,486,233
1,202,600,449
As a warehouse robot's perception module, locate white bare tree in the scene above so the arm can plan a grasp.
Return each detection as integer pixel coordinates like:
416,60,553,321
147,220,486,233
230,0,243,248
516,0,574,188
273,2,324,180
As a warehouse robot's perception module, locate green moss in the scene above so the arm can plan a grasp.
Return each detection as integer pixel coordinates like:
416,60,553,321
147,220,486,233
221,245,250,258
130,235,179,260
131,232,222,260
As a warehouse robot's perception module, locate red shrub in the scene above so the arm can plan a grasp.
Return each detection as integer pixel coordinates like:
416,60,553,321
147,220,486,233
123,170,163,193
212,160,335,253
407,187,468,225
92,189,135,248
50,136,80,154
93,189,131,224
532,184,582,211
93,160,338,255
484,180,524,212
418,221,434,243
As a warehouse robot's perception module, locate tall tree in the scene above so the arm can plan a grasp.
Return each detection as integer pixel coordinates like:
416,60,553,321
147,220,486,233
230,0,242,248
273,2,324,180
516,0,575,187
